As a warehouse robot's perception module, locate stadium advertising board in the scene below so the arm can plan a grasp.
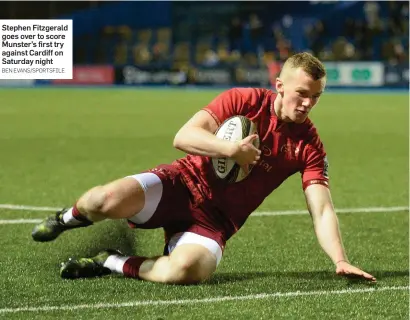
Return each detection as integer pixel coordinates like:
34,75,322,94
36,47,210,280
116,65,188,85
325,62,384,86
44,62,406,88
190,68,231,85
0,79,35,86
384,63,409,88
233,67,271,86
116,63,392,88
116,65,270,86
52,66,114,85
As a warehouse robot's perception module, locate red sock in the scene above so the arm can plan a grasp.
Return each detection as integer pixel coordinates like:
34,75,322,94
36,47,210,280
71,203,92,223
123,256,148,278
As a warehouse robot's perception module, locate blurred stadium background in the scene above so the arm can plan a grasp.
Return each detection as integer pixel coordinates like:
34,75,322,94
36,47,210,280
0,0,408,88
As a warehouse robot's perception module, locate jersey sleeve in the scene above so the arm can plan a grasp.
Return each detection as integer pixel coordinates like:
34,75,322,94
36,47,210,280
300,136,329,190
202,88,247,126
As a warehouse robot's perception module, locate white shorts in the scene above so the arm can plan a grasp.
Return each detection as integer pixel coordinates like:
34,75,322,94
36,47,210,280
127,172,223,266
167,232,223,266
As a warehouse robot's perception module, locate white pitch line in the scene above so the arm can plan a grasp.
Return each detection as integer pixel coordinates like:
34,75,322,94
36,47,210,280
0,204,408,216
253,206,409,216
0,204,408,225
0,204,59,211
0,219,42,224
0,285,407,314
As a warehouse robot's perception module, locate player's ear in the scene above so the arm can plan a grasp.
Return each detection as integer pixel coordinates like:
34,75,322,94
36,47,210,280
276,77,284,95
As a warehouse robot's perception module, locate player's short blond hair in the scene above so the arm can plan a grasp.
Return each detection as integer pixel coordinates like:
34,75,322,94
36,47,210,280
280,52,326,81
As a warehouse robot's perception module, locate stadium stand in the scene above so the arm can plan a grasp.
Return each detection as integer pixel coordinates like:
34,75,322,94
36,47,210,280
59,1,408,69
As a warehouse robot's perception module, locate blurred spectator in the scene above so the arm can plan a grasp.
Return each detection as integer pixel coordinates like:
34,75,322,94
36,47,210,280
276,37,292,61
216,44,230,65
248,13,264,46
388,2,400,32
228,17,243,51
344,42,358,60
114,41,128,65
317,45,334,61
151,42,169,63
267,56,282,86
306,20,325,57
331,36,359,61
170,64,188,85
272,25,284,42
352,21,373,60
132,44,151,65
363,1,381,30
202,49,220,67
228,50,242,65
388,1,408,36
402,6,409,36
243,52,258,67
392,39,407,64
401,2,409,28
118,25,132,42
383,38,408,64
344,18,356,39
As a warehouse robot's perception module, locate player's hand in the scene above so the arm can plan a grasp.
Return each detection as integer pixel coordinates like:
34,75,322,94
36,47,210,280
335,260,376,282
231,134,261,174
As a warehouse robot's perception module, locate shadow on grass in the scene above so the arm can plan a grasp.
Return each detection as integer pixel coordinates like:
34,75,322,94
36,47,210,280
63,220,138,259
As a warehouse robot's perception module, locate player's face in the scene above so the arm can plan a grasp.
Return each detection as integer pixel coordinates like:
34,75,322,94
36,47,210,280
277,68,326,123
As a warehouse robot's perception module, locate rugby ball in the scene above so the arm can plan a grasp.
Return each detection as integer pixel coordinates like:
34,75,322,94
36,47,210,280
212,116,259,183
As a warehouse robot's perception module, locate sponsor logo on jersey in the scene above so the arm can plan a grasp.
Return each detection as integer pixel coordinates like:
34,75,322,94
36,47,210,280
217,158,227,173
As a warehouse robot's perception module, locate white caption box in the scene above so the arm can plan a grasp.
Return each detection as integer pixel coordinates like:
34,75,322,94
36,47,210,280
0,19,73,80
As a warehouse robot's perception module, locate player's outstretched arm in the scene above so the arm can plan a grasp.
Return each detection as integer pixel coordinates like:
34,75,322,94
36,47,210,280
304,184,376,282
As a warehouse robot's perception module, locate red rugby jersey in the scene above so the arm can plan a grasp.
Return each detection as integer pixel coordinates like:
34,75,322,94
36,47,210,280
174,88,329,237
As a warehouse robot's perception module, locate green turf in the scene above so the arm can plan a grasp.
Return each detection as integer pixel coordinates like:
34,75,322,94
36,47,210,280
0,88,408,319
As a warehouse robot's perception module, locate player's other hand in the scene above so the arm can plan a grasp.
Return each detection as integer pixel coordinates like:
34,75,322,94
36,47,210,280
335,261,377,282
230,134,261,174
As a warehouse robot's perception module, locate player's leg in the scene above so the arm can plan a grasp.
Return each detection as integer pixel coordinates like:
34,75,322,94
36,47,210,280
137,232,222,284
31,172,158,242
136,245,216,284
61,232,223,285
56,164,222,284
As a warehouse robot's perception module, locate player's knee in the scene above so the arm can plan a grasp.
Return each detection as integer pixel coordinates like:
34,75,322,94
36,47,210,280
80,186,111,216
164,252,216,285
164,256,202,285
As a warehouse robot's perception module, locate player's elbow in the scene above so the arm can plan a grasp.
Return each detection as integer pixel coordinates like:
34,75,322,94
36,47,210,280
173,129,186,150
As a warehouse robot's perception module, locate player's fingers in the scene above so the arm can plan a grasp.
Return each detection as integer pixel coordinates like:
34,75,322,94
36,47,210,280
249,145,261,154
338,267,377,282
242,135,253,143
245,134,259,145
361,271,377,282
